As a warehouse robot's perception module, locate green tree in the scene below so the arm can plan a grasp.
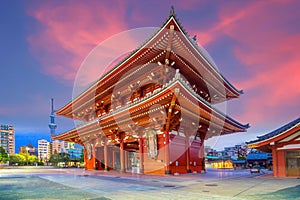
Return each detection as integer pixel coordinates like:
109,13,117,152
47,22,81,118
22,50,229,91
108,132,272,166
28,155,38,165
0,147,9,168
50,152,70,167
9,154,25,166
59,152,69,167
20,153,30,165
238,156,246,160
58,152,70,164
49,151,59,166
10,153,39,166
79,149,84,163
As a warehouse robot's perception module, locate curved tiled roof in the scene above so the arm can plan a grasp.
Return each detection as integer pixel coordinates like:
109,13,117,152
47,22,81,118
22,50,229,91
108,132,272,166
246,152,271,160
53,70,249,141
247,117,300,144
57,7,244,116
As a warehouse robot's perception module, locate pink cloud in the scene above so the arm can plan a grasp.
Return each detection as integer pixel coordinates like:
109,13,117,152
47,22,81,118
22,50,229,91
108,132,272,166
26,1,300,128
217,1,300,125
188,1,300,126
27,1,129,84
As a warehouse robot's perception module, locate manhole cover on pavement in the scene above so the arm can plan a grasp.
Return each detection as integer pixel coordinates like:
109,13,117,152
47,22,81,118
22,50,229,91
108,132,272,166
164,185,176,188
91,197,112,200
205,183,218,186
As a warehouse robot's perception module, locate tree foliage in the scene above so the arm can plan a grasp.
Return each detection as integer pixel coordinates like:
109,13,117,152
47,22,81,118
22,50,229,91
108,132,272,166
9,153,38,166
238,156,246,160
49,152,70,166
28,155,38,164
9,154,25,165
79,149,84,163
0,147,9,165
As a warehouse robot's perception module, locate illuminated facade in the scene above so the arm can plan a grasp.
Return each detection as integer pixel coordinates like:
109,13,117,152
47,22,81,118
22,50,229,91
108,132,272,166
53,8,248,174
51,140,68,154
0,125,15,154
38,139,50,162
19,142,37,156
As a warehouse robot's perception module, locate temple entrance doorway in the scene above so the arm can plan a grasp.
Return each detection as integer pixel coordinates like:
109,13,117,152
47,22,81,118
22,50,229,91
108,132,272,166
95,147,104,170
285,151,300,177
114,151,120,170
128,152,140,173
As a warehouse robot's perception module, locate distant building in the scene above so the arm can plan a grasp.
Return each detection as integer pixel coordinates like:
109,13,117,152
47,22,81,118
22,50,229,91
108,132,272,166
246,152,272,169
38,139,50,162
19,142,37,156
67,148,81,161
224,144,247,159
224,147,236,157
0,125,15,154
67,142,75,149
51,140,69,154
50,139,82,166
206,144,248,169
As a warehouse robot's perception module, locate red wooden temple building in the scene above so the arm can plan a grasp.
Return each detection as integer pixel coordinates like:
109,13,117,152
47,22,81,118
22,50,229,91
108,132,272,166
53,8,249,175
248,117,300,177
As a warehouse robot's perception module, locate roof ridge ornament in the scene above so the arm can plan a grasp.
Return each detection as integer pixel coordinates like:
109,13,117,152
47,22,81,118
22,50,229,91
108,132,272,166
170,6,175,16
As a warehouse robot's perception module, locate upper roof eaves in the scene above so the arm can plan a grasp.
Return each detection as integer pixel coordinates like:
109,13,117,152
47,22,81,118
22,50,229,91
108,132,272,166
57,7,242,114
56,74,249,137
247,117,300,144
168,7,243,95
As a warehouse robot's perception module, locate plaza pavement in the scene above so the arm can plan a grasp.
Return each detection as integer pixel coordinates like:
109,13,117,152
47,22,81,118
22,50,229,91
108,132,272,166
0,167,299,199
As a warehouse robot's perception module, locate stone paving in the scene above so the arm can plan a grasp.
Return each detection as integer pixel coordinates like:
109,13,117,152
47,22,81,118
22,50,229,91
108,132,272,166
0,167,299,200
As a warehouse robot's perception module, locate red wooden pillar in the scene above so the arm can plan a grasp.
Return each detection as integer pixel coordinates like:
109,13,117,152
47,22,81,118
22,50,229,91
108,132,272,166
139,136,144,174
84,148,88,170
164,131,172,174
200,132,206,172
104,140,109,171
84,142,96,170
272,146,278,177
92,143,96,170
185,135,191,173
120,139,125,172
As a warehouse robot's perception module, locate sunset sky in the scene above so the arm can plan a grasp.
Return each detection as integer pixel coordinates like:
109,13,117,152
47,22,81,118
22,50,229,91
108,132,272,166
1,0,299,151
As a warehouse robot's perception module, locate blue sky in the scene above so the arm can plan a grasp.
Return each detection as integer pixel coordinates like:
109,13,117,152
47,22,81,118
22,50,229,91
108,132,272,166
1,0,299,151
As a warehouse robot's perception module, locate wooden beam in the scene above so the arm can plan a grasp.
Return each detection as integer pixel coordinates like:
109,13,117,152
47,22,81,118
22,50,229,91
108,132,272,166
164,24,175,62
276,139,300,148
165,88,179,132
185,132,192,173
104,139,109,171
139,135,144,174
164,88,179,174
